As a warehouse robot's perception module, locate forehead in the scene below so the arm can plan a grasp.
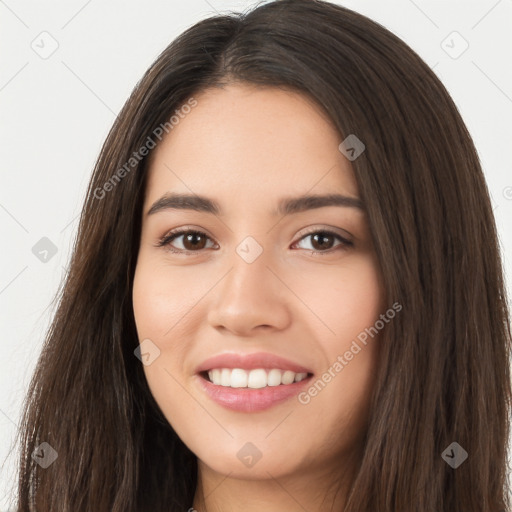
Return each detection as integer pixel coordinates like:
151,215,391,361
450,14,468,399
144,84,359,212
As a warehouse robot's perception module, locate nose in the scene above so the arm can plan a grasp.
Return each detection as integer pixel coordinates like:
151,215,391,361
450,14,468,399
207,245,291,337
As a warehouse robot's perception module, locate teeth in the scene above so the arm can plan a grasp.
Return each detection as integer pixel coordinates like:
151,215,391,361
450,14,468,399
281,370,295,385
206,368,309,388
220,368,231,386
248,368,267,388
231,368,248,388
267,368,282,387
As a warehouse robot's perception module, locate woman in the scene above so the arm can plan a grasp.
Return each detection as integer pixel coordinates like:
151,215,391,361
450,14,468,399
13,0,511,510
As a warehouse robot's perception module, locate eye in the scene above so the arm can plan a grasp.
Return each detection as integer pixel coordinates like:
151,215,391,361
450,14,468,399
156,228,217,255
291,228,353,255
156,227,353,256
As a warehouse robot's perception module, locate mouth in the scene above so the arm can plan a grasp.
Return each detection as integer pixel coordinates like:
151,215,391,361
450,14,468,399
196,370,314,412
199,368,312,388
194,352,314,412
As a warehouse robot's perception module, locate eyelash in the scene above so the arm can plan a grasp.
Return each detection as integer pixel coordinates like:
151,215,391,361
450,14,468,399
155,227,353,256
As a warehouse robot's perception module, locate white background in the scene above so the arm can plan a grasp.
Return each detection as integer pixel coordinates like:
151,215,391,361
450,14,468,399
1,0,511,509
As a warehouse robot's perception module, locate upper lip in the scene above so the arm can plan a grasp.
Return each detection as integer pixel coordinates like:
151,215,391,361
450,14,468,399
195,352,313,374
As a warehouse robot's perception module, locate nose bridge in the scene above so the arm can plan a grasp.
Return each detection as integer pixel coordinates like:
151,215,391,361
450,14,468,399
225,233,274,298
207,233,290,333
234,234,266,266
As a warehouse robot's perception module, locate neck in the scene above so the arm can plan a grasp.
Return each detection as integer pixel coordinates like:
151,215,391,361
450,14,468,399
191,456,357,512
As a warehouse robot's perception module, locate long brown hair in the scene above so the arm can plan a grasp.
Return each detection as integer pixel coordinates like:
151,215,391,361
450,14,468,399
11,0,511,510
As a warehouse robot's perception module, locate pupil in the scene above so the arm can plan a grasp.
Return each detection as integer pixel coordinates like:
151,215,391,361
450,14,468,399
313,233,332,250
185,233,205,250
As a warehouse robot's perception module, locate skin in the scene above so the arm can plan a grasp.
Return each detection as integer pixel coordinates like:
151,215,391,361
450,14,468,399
132,83,385,512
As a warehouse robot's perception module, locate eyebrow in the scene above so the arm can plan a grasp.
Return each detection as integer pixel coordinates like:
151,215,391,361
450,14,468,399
147,192,365,217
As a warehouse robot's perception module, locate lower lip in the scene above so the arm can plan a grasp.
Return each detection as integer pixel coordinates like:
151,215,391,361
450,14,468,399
196,374,313,412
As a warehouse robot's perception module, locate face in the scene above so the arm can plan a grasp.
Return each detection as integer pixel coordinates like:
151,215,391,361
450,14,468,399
132,83,385,482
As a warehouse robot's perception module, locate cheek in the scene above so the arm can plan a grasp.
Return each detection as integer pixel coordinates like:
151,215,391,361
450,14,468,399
292,254,383,433
132,258,188,377
337,260,383,337
293,252,384,342
131,249,385,474
132,259,199,426
132,249,384,362
132,256,208,339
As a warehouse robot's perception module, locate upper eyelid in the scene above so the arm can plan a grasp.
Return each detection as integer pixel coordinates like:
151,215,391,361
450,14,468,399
158,226,353,248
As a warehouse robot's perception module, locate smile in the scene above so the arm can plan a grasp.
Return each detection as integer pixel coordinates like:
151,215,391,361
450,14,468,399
195,351,314,412
204,368,309,388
